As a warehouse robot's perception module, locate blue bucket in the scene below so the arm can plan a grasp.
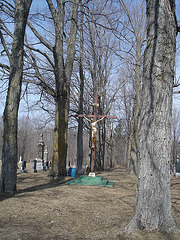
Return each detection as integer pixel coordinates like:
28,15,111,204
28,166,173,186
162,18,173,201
71,168,76,178
68,167,72,176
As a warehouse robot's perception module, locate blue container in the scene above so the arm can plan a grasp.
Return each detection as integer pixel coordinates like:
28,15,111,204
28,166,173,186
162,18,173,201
68,167,72,176
71,168,76,178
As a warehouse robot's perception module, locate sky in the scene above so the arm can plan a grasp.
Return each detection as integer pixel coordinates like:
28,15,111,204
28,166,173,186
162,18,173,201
30,0,48,11
0,0,180,117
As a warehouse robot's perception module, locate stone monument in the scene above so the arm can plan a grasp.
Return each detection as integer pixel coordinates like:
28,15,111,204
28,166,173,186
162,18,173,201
35,133,45,171
44,145,49,169
19,156,27,173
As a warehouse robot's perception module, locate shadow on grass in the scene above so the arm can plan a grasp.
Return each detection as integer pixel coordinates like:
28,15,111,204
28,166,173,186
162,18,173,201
0,168,127,202
0,168,122,201
0,173,71,202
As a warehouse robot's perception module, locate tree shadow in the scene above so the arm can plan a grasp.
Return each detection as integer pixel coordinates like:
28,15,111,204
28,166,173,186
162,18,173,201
0,175,70,202
0,168,130,202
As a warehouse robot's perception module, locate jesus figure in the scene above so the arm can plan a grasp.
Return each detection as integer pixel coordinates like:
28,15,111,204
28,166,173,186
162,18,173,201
83,115,107,149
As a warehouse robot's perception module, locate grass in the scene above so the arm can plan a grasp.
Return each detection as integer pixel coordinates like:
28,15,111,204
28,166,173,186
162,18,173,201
0,163,180,240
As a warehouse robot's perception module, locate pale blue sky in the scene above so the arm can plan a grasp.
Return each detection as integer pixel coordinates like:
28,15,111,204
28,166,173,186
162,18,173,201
0,0,180,116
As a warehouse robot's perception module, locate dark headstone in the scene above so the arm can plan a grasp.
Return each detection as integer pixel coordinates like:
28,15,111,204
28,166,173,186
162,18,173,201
31,160,37,173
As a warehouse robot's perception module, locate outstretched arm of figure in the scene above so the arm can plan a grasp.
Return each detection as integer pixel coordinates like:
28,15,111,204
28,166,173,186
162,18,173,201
83,116,92,122
95,115,107,123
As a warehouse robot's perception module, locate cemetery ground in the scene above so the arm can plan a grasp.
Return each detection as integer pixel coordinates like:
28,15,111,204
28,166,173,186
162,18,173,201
0,163,180,240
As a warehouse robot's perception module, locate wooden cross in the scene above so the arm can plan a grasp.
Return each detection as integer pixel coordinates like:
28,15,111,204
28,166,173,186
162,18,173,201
77,93,117,176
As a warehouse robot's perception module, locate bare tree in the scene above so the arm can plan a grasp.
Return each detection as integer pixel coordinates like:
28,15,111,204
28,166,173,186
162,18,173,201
118,73,134,168
76,0,84,174
69,0,122,172
1,0,33,192
115,0,146,175
82,1,120,170
21,0,80,177
124,0,179,233
47,0,79,177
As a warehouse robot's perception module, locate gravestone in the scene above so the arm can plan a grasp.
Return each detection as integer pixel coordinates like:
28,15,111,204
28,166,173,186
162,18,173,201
176,162,180,172
44,145,49,169
36,133,45,171
176,155,180,176
19,155,23,163
32,159,37,173
19,157,27,173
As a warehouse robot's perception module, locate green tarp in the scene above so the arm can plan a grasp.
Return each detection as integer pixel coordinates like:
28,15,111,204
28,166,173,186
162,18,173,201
66,175,113,187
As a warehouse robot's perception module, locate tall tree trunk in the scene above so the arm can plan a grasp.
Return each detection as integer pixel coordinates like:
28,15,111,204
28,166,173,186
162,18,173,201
52,99,68,176
125,0,178,232
1,0,32,192
102,119,106,170
52,103,59,175
50,0,65,176
48,0,79,177
101,92,106,171
129,39,142,176
106,120,113,168
77,91,84,174
77,0,84,175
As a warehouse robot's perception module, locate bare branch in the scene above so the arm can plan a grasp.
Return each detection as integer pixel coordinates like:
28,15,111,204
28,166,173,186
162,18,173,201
46,0,57,22
27,20,53,52
173,91,180,94
173,83,180,88
0,62,10,71
0,29,11,60
25,44,54,68
23,43,56,98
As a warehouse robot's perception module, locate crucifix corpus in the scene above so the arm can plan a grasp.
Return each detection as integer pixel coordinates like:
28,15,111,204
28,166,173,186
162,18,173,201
77,93,117,177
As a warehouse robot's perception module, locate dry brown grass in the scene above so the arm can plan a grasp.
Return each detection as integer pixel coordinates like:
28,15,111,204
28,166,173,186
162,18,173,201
0,163,180,240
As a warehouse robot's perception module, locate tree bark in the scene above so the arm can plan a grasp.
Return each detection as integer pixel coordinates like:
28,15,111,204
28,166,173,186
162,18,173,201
125,0,178,233
77,1,84,175
1,0,32,192
47,0,79,177
129,38,142,176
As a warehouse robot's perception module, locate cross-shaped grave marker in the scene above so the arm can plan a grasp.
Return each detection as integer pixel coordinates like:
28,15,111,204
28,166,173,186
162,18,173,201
77,93,117,176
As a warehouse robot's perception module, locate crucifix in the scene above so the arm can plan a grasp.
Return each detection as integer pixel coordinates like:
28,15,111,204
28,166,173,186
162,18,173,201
77,93,117,177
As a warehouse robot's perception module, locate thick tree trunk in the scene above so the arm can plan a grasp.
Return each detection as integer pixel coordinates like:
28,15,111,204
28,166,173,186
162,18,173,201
58,98,68,176
106,120,113,168
125,0,178,233
77,64,84,174
52,100,67,177
129,39,142,176
77,1,84,175
48,0,79,177
52,103,59,175
1,0,32,192
77,117,83,174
